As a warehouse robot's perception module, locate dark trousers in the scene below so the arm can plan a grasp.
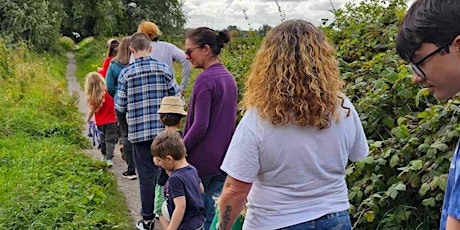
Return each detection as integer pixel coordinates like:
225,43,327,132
115,110,135,173
97,122,117,160
132,140,157,220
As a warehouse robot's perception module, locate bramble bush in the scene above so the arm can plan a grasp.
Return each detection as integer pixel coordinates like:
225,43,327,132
323,0,460,228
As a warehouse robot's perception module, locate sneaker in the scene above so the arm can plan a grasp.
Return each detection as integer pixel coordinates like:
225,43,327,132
122,171,137,180
136,219,154,230
106,159,113,167
100,155,106,161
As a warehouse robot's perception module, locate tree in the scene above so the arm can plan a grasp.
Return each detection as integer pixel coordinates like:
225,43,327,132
258,24,272,37
0,0,64,51
118,0,186,35
61,0,123,40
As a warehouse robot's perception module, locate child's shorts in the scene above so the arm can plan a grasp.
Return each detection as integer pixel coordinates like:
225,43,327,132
154,185,166,216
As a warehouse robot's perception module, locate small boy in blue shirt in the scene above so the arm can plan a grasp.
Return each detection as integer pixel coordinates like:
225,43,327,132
396,0,460,229
151,129,205,230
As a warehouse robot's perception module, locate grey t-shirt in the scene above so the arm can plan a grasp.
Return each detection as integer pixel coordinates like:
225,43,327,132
130,41,191,92
221,97,369,230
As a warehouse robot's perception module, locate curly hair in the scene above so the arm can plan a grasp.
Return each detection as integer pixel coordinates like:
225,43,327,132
242,20,345,130
84,72,106,112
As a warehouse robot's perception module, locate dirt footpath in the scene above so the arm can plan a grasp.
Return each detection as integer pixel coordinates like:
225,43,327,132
65,51,142,225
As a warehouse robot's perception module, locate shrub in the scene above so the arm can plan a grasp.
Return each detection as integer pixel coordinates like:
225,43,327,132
59,36,75,51
323,0,460,228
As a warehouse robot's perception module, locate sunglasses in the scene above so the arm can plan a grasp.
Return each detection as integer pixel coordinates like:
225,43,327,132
185,46,202,56
411,39,454,80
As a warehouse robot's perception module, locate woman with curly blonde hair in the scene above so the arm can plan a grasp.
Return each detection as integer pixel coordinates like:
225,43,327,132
218,20,369,230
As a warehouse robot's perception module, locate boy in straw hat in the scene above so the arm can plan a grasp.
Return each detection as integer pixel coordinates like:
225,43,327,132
153,96,200,229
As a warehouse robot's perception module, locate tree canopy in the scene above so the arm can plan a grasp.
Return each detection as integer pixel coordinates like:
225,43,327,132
0,0,186,51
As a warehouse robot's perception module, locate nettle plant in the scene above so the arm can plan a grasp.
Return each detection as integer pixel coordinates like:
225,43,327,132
324,0,460,229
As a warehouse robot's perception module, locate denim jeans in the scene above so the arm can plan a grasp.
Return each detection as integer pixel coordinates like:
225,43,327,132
115,110,135,173
132,140,157,220
278,210,351,230
97,122,117,160
201,174,226,230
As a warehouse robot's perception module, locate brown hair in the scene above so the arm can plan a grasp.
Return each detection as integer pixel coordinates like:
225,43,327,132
106,39,119,57
111,36,131,65
129,32,151,52
151,130,186,160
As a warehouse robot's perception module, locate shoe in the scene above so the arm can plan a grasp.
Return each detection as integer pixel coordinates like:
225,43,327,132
106,159,113,167
100,155,106,161
122,171,137,180
136,219,154,230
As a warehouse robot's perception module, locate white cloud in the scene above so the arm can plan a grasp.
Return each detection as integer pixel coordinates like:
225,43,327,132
183,0,352,30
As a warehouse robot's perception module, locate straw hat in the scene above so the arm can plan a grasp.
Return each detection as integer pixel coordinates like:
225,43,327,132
158,96,187,115
138,21,162,41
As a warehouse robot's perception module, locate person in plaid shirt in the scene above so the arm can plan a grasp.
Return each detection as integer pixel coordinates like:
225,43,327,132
116,32,180,230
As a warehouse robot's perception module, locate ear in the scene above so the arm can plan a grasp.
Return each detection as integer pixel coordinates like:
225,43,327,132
453,35,460,56
148,45,153,53
204,44,213,56
166,155,174,162
129,46,136,54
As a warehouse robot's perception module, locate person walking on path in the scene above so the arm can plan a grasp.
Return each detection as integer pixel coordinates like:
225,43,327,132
183,27,237,230
218,20,369,230
99,39,119,77
106,36,137,180
151,130,205,230
396,0,460,229
84,72,118,167
134,21,192,96
154,96,188,230
116,32,180,230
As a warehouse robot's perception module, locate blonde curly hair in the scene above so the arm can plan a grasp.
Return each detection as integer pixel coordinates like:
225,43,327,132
84,72,106,112
242,20,347,129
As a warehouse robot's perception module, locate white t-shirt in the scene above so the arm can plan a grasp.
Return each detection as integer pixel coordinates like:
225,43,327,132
220,97,369,230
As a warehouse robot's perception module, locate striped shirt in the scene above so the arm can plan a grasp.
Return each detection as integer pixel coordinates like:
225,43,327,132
116,56,179,143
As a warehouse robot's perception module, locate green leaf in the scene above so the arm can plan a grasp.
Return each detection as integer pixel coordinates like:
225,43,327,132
422,197,436,207
431,142,448,152
364,211,375,222
390,155,399,168
410,160,423,170
419,182,430,196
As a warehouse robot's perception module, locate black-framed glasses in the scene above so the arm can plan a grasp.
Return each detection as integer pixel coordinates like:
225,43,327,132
185,46,201,56
411,39,454,80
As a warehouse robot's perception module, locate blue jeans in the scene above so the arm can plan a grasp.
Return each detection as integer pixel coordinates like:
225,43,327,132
201,174,226,230
115,110,135,173
278,210,351,230
132,140,157,220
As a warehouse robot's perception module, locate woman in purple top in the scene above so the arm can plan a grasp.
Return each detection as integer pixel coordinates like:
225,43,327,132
183,27,237,230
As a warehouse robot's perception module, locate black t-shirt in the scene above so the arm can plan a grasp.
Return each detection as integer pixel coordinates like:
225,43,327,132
166,164,205,229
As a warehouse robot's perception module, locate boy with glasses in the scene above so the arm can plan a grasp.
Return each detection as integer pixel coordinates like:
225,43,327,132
396,0,460,229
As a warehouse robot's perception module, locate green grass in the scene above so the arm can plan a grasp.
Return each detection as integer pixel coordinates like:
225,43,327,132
74,37,108,87
0,39,132,229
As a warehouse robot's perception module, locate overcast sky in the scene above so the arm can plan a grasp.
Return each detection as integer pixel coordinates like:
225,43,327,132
183,0,415,31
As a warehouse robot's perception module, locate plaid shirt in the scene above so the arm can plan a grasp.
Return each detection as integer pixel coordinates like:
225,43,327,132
116,56,179,143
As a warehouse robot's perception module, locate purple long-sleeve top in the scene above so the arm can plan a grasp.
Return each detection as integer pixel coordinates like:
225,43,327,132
183,62,238,178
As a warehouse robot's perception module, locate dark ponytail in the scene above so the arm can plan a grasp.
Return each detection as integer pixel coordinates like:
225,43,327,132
186,27,231,56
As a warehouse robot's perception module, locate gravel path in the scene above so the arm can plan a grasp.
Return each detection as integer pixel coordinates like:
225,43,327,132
65,51,142,226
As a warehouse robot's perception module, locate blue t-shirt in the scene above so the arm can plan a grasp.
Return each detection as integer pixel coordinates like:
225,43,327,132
440,138,460,229
167,164,205,229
